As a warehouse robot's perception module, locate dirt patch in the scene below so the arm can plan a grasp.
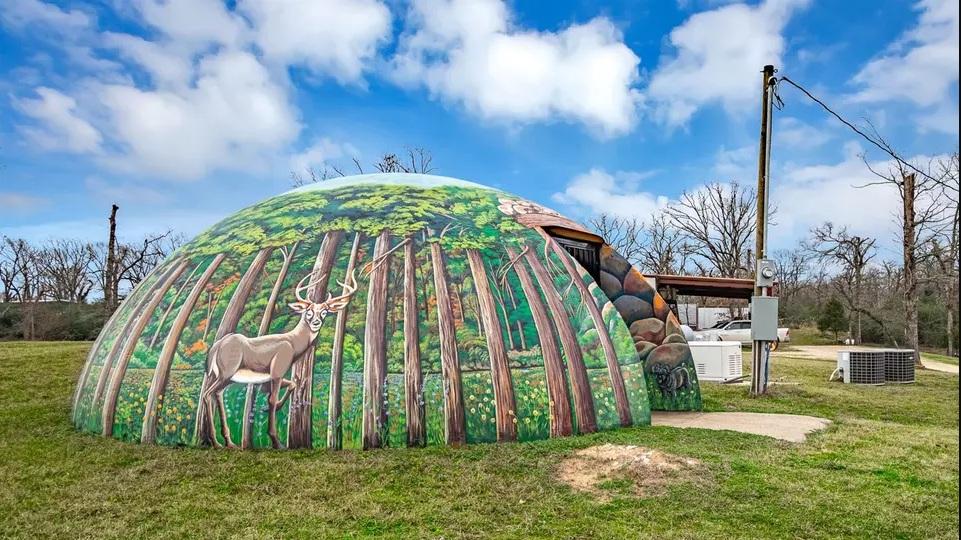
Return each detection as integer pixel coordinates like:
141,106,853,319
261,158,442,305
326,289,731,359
556,444,704,500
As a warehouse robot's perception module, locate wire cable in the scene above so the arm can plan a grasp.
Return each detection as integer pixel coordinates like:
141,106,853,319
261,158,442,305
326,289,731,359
776,75,938,183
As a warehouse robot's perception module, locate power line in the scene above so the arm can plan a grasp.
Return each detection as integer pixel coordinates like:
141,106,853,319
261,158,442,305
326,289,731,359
775,75,938,183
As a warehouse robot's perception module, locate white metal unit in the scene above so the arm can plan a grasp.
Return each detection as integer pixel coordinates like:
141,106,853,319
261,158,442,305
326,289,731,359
836,350,885,385
689,342,742,382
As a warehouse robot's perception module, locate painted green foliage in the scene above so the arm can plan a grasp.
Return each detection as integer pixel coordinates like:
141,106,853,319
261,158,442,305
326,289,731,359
73,175,694,449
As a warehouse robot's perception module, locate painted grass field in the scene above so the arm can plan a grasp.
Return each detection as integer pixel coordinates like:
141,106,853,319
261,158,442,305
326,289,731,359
1,341,957,539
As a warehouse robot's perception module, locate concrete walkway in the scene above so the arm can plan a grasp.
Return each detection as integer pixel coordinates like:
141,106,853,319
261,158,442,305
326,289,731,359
775,345,959,375
651,411,831,443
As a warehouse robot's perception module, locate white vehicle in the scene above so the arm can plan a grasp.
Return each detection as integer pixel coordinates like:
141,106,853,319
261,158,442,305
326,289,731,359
692,319,790,349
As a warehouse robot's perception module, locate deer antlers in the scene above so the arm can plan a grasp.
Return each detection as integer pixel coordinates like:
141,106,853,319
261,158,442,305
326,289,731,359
294,271,328,303
325,268,357,307
293,268,358,307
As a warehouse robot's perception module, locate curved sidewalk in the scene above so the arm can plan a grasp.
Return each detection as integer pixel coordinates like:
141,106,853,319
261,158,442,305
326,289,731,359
651,411,831,443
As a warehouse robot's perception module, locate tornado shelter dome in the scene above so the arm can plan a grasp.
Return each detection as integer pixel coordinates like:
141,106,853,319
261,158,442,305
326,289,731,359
73,174,701,450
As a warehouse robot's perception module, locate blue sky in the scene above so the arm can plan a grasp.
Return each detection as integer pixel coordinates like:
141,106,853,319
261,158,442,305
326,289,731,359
0,0,957,259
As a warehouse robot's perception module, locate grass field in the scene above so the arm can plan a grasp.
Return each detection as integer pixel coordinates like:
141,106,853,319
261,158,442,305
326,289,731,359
922,351,959,366
1,341,957,539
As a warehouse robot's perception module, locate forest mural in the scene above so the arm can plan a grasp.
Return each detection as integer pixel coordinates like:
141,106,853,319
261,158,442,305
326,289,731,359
72,175,700,450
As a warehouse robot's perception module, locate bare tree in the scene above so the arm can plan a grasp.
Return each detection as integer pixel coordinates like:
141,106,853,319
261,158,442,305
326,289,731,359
291,147,435,186
38,239,96,303
91,227,179,311
290,165,345,187
771,247,810,301
808,222,876,344
374,148,434,174
862,157,952,365
638,214,688,275
588,214,645,264
665,181,757,277
928,152,959,356
0,238,47,338
0,239,20,303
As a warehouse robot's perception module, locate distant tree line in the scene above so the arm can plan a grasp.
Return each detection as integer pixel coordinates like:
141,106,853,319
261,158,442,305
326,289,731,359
594,152,959,358
3,147,957,358
0,208,182,340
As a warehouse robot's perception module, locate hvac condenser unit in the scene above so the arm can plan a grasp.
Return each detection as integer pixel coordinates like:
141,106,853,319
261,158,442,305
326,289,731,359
883,349,915,383
836,350,885,385
689,342,742,382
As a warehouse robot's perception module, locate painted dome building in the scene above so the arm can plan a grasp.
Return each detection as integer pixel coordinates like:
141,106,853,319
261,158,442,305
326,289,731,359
72,174,701,450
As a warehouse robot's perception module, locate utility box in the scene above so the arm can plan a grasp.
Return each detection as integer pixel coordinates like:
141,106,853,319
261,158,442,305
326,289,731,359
750,296,779,341
689,342,743,382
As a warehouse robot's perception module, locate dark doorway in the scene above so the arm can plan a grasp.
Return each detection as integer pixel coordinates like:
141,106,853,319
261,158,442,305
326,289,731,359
552,236,600,281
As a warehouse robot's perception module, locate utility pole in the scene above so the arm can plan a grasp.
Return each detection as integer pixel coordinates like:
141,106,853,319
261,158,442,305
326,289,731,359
751,65,778,396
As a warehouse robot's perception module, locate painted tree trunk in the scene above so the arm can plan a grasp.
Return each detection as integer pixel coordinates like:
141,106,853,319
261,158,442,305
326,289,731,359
404,236,426,447
505,283,527,350
102,259,190,436
547,239,632,427
196,248,273,446
523,245,597,433
466,249,517,441
140,254,225,444
363,230,392,449
91,262,178,415
287,231,344,449
239,241,300,449
326,233,362,450
430,241,466,446
506,246,572,437
148,263,201,348
496,293,516,350
417,259,431,322
73,285,134,425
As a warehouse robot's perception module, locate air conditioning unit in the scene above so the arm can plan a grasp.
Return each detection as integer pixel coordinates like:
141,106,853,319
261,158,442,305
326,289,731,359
883,349,915,383
836,350,885,385
689,342,742,382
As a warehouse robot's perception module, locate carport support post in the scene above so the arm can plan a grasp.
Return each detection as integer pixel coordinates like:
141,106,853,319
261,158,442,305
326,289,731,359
751,64,776,396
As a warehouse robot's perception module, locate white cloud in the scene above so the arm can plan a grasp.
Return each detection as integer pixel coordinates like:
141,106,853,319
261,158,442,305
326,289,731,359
713,144,756,179
84,176,170,205
772,143,895,243
552,168,668,221
102,32,193,89
850,0,958,107
849,0,959,134
393,0,642,136
646,0,810,127
8,0,398,181
775,117,832,150
289,138,359,173
97,50,300,180
13,87,103,153
0,192,48,214
0,0,93,33
769,142,951,249
133,0,246,50
240,0,392,83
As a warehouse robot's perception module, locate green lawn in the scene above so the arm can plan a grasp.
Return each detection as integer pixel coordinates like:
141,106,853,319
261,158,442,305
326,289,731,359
1,342,957,539
922,351,959,366
782,325,838,346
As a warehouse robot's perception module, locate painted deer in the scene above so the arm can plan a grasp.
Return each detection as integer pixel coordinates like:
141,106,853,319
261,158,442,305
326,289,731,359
202,269,358,449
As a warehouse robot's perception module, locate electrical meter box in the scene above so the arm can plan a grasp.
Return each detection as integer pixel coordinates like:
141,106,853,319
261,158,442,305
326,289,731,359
755,259,776,287
751,296,779,341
